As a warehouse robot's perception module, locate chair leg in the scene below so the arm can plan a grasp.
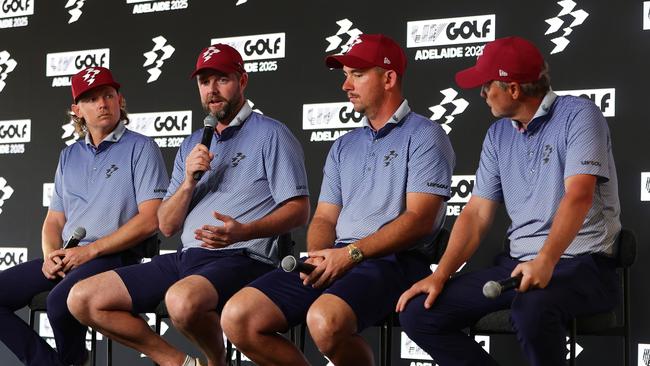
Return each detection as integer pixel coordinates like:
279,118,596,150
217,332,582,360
90,330,97,366
28,309,35,328
107,338,112,366
226,340,233,366
299,323,306,352
236,348,241,366
569,319,576,366
386,317,392,366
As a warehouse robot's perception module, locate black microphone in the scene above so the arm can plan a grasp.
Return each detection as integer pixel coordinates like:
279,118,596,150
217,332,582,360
280,255,315,274
482,275,522,299
192,114,218,181
63,227,86,249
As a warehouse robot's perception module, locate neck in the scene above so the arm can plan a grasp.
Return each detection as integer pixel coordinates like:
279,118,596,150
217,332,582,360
512,96,543,129
87,123,118,147
366,94,403,131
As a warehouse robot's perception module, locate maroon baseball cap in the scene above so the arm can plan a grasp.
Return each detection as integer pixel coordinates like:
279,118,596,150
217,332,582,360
455,36,544,89
71,67,121,102
191,44,246,78
325,34,407,76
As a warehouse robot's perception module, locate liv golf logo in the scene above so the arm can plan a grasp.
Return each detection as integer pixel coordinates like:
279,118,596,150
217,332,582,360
46,48,110,87
555,88,615,117
407,14,495,61
544,0,589,54
126,0,188,14
641,173,650,202
65,0,85,23
211,33,285,73
0,176,14,215
0,247,27,270
128,110,192,148
326,19,363,54
428,88,468,134
0,0,34,29
302,102,363,142
0,50,17,92
0,119,30,154
143,36,175,83
447,175,475,216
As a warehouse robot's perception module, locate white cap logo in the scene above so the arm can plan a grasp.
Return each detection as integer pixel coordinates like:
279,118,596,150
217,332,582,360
384,57,391,65
82,68,101,85
498,69,508,77
202,46,221,62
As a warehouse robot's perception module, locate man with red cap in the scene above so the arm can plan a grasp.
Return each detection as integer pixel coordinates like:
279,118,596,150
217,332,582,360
397,36,621,366
0,67,169,366
221,34,454,366
68,44,309,366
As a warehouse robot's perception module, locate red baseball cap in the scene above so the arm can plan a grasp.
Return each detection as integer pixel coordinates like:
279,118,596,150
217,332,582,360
325,34,407,76
71,67,121,102
455,36,544,89
191,44,246,78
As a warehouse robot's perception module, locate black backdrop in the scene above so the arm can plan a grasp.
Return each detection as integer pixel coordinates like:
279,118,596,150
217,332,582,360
0,1,649,365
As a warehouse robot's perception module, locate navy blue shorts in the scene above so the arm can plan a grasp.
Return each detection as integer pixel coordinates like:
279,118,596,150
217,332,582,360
115,247,274,314
249,248,431,332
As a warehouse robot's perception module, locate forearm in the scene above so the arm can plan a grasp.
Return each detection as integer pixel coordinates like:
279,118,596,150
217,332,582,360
537,190,594,266
353,210,436,258
41,211,65,257
158,180,195,237
91,204,160,257
243,196,310,241
307,216,337,251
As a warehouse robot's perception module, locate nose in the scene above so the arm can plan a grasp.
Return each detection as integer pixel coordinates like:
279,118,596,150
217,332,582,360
342,75,353,92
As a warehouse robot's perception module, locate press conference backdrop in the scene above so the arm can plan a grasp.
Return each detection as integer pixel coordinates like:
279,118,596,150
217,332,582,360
1,0,649,365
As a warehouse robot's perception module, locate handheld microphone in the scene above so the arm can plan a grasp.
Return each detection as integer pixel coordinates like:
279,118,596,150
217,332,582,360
482,275,522,299
192,114,218,181
63,227,86,249
280,255,315,274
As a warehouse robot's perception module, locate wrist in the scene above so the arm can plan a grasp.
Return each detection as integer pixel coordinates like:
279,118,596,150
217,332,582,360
347,244,364,264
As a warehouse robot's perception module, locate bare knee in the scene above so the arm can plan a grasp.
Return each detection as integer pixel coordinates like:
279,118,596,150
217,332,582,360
306,297,356,355
165,279,218,330
67,278,96,324
222,288,285,348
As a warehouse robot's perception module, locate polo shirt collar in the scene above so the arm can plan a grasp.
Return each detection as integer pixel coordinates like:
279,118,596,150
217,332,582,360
511,91,557,133
362,99,411,138
218,101,253,140
85,120,126,147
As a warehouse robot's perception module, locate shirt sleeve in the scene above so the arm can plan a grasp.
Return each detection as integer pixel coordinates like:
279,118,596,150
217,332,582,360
318,138,343,206
564,101,611,181
473,126,504,202
263,124,309,204
133,138,170,204
49,150,66,212
164,137,190,201
406,123,455,199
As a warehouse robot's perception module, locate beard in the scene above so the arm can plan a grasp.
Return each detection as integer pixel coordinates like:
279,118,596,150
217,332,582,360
203,93,242,122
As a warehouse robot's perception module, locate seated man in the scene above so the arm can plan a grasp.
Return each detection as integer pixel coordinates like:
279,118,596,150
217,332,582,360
67,44,310,366
0,67,169,366
222,34,455,366
397,36,621,366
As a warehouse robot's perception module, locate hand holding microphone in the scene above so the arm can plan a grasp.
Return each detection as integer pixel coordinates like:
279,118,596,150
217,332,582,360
280,255,316,274
192,114,218,181
482,275,522,299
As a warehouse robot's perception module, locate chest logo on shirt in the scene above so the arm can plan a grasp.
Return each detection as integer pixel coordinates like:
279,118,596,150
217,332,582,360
542,145,553,164
231,152,246,167
383,150,398,167
105,164,118,178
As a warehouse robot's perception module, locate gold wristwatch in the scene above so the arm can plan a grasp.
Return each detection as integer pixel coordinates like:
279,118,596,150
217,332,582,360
347,244,364,263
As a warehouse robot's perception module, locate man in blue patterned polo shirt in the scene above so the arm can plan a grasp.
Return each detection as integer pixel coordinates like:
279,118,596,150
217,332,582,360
68,44,309,366
0,67,169,366
221,34,455,366
397,36,621,366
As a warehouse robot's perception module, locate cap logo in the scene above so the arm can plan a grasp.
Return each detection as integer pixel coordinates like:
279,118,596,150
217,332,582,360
202,46,221,62
383,57,391,65
498,69,508,77
82,68,101,86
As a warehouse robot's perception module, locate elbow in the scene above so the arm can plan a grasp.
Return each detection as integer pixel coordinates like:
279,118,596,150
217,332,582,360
158,223,177,238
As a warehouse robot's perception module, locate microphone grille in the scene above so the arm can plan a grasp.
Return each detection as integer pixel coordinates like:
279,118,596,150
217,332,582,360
482,281,501,299
203,114,217,127
280,256,297,272
73,226,86,240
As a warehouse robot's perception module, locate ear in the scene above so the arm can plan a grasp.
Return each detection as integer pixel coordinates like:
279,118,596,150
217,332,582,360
509,82,522,100
239,72,249,91
384,70,398,90
71,103,82,118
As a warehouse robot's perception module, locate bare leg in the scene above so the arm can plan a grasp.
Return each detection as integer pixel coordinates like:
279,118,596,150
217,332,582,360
221,287,309,366
307,294,374,366
165,275,225,366
67,271,185,366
